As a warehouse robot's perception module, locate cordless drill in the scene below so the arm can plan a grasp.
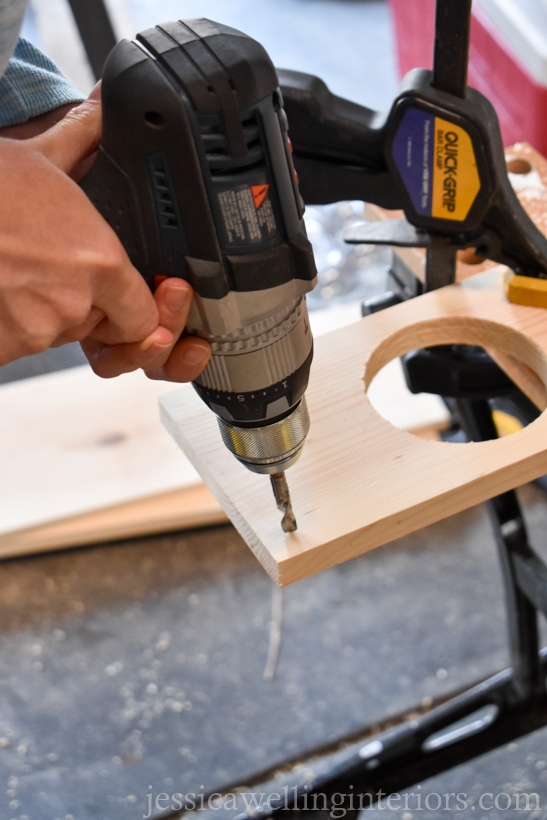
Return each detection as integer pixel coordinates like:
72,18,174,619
79,19,317,531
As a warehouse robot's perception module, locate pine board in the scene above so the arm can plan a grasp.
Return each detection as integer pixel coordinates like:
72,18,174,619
0,304,446,559
0,366,225,556
160,272,547,586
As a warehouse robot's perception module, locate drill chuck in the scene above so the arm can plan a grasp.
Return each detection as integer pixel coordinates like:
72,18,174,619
217,398,310,474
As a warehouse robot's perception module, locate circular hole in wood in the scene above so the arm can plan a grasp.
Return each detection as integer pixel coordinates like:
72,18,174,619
506,157,533,175
457,247,485,266
364,317,547,442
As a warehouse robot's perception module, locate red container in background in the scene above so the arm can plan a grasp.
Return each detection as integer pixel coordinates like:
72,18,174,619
388,0,547,155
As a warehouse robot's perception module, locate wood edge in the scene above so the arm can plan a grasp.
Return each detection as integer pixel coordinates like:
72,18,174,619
0,484,227,559
159,396,282,585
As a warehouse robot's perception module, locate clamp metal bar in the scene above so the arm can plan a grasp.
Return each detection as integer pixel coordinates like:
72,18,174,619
425,0,473,291
66,0,117,79
432,0,472,98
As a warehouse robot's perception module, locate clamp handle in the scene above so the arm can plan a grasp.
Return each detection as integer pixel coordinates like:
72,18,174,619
280,0,547,285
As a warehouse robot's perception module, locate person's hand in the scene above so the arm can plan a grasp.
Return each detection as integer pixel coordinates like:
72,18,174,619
80,275,212,381
0,96,211,380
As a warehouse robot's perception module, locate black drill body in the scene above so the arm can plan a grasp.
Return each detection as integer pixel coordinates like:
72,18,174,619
80,19,317,480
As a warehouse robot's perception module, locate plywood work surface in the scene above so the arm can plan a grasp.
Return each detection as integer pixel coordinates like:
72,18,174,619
0,366,225,557
160,273,547,586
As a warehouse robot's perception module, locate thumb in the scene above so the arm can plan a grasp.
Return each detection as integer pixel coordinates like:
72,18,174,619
29,98,102,175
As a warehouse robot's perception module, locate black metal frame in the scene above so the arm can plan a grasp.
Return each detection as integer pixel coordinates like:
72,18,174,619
67,2,547,817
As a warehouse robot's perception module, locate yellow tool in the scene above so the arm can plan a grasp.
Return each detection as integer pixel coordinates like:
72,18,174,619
505,272,547,310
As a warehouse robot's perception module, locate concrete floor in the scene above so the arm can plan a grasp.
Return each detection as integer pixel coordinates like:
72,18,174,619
1,487,546,819
1,2,547,819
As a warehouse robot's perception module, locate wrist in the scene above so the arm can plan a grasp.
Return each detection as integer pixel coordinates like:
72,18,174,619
0,103,81,140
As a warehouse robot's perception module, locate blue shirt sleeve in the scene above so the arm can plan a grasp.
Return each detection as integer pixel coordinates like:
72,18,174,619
0,36,84,127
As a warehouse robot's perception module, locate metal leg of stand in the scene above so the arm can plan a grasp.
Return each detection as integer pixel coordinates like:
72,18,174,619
454,398,544,701
163,655,547,819
66,0,117,79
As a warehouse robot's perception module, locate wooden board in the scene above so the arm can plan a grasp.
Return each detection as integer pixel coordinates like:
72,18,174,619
0,366,226,557
4,484,223,557
160,271,547,586
0,304,447,559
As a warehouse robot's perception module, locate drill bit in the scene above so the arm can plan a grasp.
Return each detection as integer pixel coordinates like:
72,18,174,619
270,472,297,532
